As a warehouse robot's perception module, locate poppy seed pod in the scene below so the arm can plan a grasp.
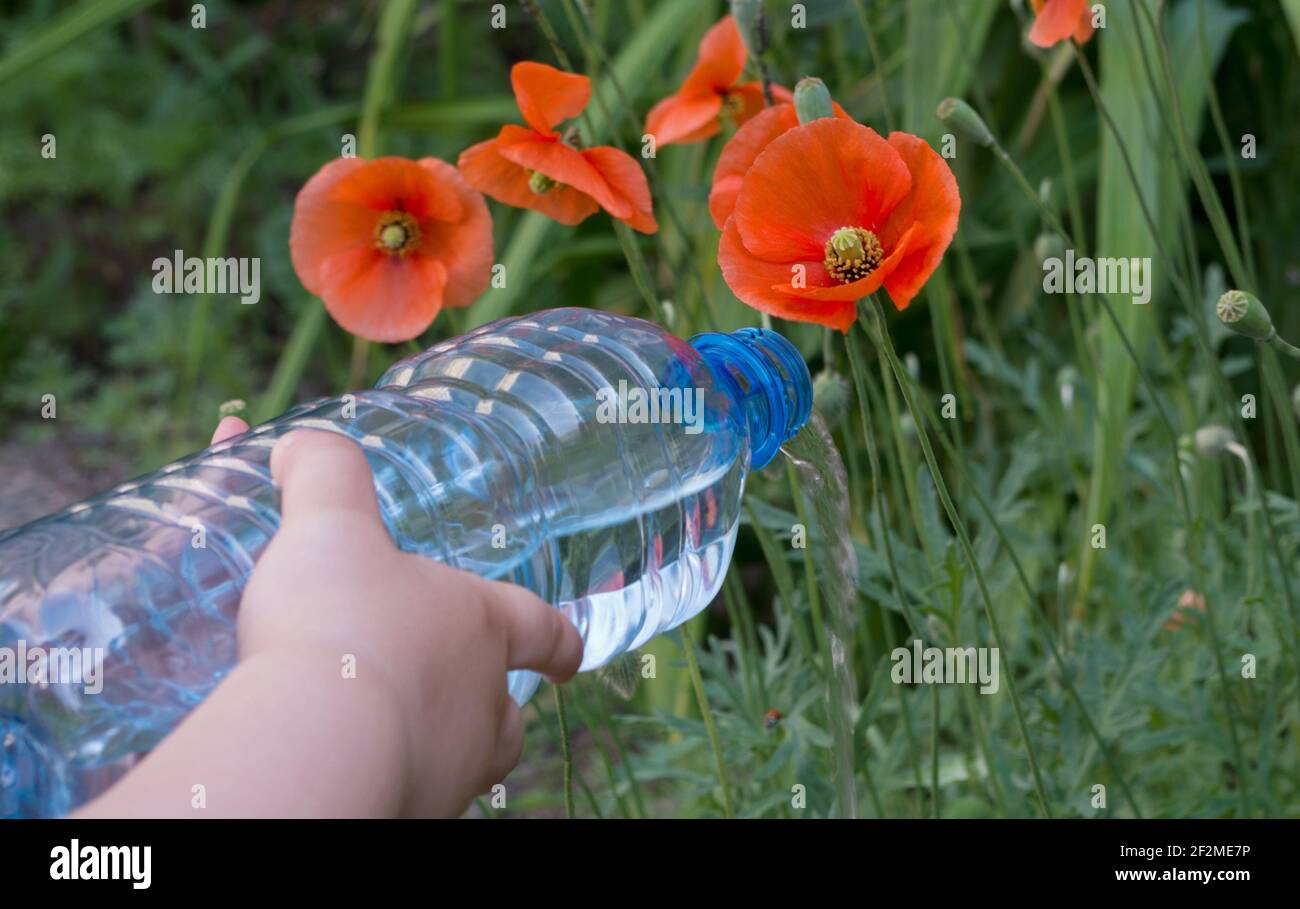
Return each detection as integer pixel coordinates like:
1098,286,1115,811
1216,290,1275,342
1193,425,1235,458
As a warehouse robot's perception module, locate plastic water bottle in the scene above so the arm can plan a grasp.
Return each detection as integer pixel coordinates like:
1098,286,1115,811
0,307,812,817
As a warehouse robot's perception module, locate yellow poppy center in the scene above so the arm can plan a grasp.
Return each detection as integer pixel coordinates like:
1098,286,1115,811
824,226,884,284
375,211,421,257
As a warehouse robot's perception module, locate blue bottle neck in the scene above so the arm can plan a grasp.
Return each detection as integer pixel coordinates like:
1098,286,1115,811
689,327,813,471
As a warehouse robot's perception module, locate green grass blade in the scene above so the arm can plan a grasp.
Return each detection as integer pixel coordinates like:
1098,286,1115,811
0,0,160,88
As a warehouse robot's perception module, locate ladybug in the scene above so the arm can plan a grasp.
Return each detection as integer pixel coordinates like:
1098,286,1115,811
763,709,783,730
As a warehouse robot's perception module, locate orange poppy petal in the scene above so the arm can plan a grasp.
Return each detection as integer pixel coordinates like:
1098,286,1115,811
669,118,726,147
1072,9,1096,44
708,104,799,228
582,146,658,234
879,133,960,311
708,174,745,231
645,92,725,147
495,125,632,219
318,248,448,343
707,100,853,228
1028,0,1089,48
458,137,600,226
416,157,494,310
290,157,375,295
733,118,912,263
681,15,747,95
511,61,591,134
718,217,857,332
327,156,463,221
527,184,604,226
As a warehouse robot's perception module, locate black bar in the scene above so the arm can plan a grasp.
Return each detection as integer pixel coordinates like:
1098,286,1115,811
0,818,1284,893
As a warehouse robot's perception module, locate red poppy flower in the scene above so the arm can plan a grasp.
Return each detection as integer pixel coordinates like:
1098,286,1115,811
1028,0,1095,48
644,15,793,147
290,156,493,343
716,118,960,332
708,101,850,229
458,62,656,234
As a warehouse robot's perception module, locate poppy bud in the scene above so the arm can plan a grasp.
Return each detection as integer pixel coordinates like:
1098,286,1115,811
812,369,851,429
936,97,994,148
1292,384,1300,422
794,77,835,124
1216,290,1275,342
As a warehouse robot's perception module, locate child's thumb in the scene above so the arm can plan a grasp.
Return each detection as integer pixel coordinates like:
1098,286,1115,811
270,430,386,529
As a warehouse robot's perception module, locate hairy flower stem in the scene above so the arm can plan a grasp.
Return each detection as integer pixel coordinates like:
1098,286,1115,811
784,459,859,819
1089,10,1300,526
891,347,1145,817
1265,335,1300,362
343,0,421,389
552,684,575,818
566,0,724,328
533,0,713,329
862,297,1054,818
849,0,896,132
845,330,957,815
679,624,735,818
981,93,1254,813
870,344,949,816
1075,36,1299,796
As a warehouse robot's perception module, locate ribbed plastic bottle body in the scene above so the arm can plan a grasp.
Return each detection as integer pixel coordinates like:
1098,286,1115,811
0,308,751,817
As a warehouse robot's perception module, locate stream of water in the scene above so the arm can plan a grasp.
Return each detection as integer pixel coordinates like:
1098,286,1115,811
781,410,861,817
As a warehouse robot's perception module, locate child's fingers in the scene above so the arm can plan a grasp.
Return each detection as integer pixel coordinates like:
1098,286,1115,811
211,415,249,445
270,430,386,528
484,580,583,679
487,700,525,787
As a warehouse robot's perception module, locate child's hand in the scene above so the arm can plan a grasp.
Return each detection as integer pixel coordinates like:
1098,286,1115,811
75,423,582,818
242,429,584,814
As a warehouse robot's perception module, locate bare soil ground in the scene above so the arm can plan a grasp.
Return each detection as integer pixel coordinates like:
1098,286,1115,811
0,433,127,533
